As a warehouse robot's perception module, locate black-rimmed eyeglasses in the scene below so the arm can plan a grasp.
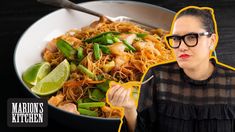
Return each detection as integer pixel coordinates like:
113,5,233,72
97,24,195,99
166,32,212,49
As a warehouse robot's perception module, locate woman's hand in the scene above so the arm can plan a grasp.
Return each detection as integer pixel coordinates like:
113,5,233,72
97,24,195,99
107,84,136,110
107,84,137,132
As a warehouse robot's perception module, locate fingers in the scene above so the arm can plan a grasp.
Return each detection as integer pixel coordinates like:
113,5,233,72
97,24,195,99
124,88,136,109
108,85,129,107
124,88,131,102
107,84,136,110
120,89,130,104
110,86,125,106
108,85,121,101
113,87,127,106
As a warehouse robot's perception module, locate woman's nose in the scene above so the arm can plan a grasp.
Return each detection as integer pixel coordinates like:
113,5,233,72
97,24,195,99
178,40,189,51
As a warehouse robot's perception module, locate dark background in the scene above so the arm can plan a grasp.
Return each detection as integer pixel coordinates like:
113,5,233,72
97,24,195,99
1,0,235,131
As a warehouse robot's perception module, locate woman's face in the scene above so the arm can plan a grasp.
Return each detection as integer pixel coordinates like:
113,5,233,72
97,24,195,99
172,15,215,70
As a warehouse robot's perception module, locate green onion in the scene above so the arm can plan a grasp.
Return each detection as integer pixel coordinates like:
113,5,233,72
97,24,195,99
82,98,93,103
84,31,120,43
91,89,105,101
88,89,98,101
79,102,105,109
96,80,110,92
122,40,136,52
91,34,113,45
93,43,101,60
78,108,98,117
113,36,121,43
136,33,148,38
70,62,77,72
56,39,76,60
101,34,114,44
96,75,104,81
77,64,96,79
99,45,111,54
77,99,83,104
77,47,84,62
77,98,93,104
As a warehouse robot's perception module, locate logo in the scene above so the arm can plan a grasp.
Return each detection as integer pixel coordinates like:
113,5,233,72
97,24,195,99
7,98,48,127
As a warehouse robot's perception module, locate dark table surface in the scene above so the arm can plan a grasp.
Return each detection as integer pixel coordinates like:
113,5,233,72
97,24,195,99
1,0,235,131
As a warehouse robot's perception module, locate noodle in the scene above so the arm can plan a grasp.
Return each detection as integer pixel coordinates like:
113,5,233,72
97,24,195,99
44,17,174,118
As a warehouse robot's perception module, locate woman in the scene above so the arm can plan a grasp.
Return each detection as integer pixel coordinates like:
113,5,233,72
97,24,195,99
108,6,235,132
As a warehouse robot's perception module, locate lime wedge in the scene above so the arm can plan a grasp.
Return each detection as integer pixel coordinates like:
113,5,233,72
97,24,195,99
22,62,51,86
31,59,70,96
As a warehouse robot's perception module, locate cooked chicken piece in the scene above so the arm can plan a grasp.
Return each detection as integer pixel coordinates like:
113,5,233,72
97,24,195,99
119,33,137,44
48,93,65,106
58,103,80,115
109,42,126,55
115,54,130,67
133,40,161,56
103,60,115,73
133,41,147,51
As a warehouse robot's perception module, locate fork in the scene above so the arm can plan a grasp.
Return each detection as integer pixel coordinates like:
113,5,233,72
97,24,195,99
37,0,157,30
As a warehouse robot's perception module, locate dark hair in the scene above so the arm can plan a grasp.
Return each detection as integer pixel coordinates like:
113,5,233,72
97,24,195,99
176,8,215,33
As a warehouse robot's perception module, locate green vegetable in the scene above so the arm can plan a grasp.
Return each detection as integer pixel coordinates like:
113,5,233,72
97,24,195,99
100,34,114,44
56,39,76,60
77,47,84,62
79,102,105,109
113,36,121,42
88,88,103,101
99,45,111,54
122,40,136,52
77,64,96,79
77,97,93,105
70,62,77,72
91,89,105,101
92,34,113,45
78,108,98,117
96,80,110,92
84,31,120,43
97,75,104,80
82,98,93,103
77,99,83,104
136,33,148,38
93,43,101,60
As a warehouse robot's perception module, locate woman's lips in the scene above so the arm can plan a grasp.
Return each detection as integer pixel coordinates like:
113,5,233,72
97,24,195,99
179,54,190,59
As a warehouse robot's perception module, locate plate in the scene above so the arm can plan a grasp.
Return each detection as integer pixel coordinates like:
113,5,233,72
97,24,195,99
14,1,175,131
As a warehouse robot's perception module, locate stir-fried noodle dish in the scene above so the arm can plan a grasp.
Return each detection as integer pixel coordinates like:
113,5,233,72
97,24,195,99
23,17,174,118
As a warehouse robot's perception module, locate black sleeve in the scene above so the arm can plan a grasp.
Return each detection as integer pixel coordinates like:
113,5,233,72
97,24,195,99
135,67,157,132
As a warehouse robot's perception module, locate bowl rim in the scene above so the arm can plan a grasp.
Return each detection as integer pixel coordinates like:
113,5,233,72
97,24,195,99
13,0,175,121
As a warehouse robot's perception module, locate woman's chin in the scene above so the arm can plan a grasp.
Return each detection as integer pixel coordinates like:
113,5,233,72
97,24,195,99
177,60,194,69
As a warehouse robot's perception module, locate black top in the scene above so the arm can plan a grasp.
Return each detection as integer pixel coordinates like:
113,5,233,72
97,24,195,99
122,58,235,132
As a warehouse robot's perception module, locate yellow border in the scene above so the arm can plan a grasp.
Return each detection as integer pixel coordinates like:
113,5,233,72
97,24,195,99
107,6,235,132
